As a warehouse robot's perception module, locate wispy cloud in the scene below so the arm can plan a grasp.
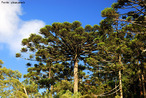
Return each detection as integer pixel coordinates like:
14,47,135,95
0,0,45,53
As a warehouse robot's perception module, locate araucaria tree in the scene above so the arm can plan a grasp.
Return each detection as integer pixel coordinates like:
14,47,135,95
17,21,98,94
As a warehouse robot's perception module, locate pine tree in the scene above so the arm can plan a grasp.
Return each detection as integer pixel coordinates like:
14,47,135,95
88,1,146,97
110,0,146,97
111,0,146,31
122,31,146,97
16,21,98,94
86,6,135,97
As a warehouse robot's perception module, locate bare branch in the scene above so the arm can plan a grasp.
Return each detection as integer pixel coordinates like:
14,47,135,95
128,0,146,7
120,5,140,9
127,2,146,15
92,85,120,97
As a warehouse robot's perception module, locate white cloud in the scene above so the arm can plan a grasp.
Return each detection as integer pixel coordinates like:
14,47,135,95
0,0,45,53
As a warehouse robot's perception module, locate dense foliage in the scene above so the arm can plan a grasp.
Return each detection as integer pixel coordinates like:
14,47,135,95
0,0,145,98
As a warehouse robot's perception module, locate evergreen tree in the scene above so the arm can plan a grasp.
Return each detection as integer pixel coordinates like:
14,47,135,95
0,60,27,97
100,1,146,97
122,28,146,97
86,6,134,98
111,0,146,31
16,21,98,94
86,1,146,97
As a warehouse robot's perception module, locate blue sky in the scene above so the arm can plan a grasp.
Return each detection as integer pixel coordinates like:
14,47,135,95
20,0,116,26
0,0,116,81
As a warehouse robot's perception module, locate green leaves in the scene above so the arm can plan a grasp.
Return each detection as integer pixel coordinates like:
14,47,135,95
101,8,118,18
40,27,48,35
72,21,82,29
75,27,84,35
21,47,28,52
17,21,99,95
0,60,3,68
126,16,133,22
22,38,28,46
0,66,26,97
93,24,100,32
85,25,93,32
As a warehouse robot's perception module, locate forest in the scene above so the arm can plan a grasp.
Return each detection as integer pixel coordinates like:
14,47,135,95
0,0,145,98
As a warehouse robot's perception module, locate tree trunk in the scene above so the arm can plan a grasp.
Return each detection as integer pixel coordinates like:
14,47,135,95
142,74,146,97
139,76,143,96
138,61,144,96
49,67,51,79
115,77,118,96
119,70,123,98
74,54,78,93
23,86,28,98
119,55,123,98
49,67,53,97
